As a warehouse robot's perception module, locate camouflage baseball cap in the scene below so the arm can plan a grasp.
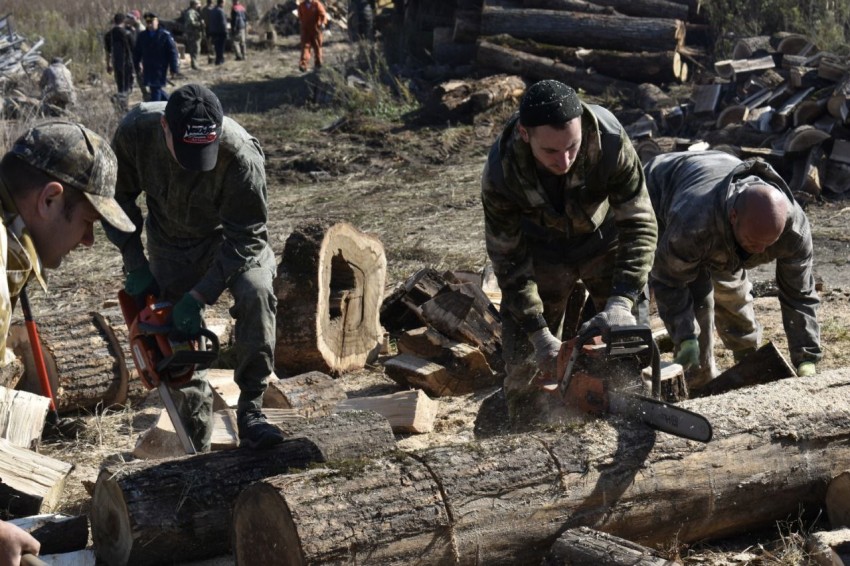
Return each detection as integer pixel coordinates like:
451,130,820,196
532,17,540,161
10,121,135,232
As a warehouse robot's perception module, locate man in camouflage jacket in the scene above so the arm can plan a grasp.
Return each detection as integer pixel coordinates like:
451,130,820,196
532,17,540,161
645,150,822,387
181,0,205,70
481,80,657,426
103,84,284,452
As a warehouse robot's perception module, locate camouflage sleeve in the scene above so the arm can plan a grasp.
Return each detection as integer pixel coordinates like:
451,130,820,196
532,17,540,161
192,141,270,303
481,159,544,331
103,123,148,273
606,132,658,300
776,212,823,366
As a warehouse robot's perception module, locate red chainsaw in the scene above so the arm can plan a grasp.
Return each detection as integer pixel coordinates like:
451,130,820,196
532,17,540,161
118,290,220,454
544,325,712,443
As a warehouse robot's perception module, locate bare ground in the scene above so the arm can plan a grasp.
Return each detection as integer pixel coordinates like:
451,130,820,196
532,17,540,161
22,30,850,564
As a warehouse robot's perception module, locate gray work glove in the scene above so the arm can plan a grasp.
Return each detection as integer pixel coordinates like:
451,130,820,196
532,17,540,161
579,295,636,335
529,327,561,377
674,338,700,369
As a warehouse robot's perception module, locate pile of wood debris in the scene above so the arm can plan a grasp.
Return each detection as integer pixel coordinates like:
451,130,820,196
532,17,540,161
0,15,50,119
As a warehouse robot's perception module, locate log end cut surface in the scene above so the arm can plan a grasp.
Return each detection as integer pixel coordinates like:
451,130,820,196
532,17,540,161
234,482,305,566
91,472,133,566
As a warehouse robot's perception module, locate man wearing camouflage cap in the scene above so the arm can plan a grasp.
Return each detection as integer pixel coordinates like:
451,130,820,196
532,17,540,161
480,79,658,428
0,121,133,561
103,84,284,452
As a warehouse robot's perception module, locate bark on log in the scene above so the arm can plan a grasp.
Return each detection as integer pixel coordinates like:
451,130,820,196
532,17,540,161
542,527,677,565
274,220,387,376
522,0,609,14
8,514,89,555
732,36,772,59
479,7,686,53
580,0,688,20
424,74,525,121
264,372,347,417
91,410,395,566
0,438,72,517
232,370,850,564
807,529,850,566
9,312,128,413
476,40,637,98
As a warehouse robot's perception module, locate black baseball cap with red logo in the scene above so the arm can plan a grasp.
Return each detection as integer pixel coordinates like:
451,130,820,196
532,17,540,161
164,84,223,172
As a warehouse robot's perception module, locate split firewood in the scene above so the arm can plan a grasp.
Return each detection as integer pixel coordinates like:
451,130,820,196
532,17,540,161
384,353,463,396
690,83,722,115
335,389,439,433
264,371,347,417
275,219,386,376
91,410,395,566
8,514,88,555
693,341,795,397
0,386,49,449
542,527,679,566
0,438,72,516
397,326,496,388
232,369,850,564
806,528,850,566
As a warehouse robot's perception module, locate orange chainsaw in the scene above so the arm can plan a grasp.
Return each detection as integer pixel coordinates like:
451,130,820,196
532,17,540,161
547,325,712,443
118,290,220,454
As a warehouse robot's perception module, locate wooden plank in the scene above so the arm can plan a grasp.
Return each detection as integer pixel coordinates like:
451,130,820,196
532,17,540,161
336,390,439,434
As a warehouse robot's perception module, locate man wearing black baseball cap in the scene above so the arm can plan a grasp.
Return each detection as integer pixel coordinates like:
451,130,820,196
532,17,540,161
104,84,284,451
480,79,658,429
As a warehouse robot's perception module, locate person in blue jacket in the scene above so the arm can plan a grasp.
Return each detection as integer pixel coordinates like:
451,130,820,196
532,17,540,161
133,12,179,101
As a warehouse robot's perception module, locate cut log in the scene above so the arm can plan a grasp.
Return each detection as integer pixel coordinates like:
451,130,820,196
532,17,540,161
264,371,347,417
0,386,49,449
335,389,439,433
827,74,850,122
732,36,772,59
476,40,638,97
28,549,96,566
0,438,72,516
9,312,127,413
714,55,776,80
0,357,23,390
826,471,850,529
690,83,722,115
206,367,239,410
274,220,387,376
384,353,458,396
542,526,677,565
8,514,88,555
381,267,455,333
479,8,686,53
424,74,525,121
807,528,850,566
397,326,496,388
522,0,609,13
693,341,794,397
818,56,848,82
91,410,395,566
577,0,689,20
231,369,850,564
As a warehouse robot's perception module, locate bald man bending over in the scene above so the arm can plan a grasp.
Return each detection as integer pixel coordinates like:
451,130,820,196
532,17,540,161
645,151,822,388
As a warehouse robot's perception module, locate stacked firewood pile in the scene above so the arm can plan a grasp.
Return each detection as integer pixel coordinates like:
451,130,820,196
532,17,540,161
0,15,48,119
631,33,850,203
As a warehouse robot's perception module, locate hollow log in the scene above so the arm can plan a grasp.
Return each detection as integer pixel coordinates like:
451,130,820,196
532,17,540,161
91,410,395,566
264,371,347,417
232,369,850,564
274,219,387,376
8,311,130,413
476,40,637,98
479,7,686,53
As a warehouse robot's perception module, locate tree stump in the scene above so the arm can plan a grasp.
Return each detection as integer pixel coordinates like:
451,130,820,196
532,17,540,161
274,220,387,376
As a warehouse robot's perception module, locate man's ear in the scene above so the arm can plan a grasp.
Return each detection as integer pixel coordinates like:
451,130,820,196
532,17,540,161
518,124,530,143
36,181,64,218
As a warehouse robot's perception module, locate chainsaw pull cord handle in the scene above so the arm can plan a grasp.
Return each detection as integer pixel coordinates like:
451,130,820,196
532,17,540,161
605,325,661,398
19,286,58,412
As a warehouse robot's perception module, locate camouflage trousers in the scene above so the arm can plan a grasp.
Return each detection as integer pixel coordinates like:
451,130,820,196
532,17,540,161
148,233,277,452
501,241,638,428
186,34,202,68
655,266,761,388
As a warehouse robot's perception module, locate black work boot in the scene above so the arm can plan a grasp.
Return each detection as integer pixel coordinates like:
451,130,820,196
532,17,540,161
237,410,285,449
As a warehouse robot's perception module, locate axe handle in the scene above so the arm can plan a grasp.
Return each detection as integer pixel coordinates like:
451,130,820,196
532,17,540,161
19,288,57,412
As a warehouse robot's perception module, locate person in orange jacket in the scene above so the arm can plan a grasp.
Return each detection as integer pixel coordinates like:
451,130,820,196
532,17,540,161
297,0,328,72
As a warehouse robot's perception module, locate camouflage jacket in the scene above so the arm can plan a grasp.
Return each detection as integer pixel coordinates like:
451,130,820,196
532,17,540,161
181,7,205,38
645,150,821,364
105,102,270,304
481,104,657,331
0,179,47,367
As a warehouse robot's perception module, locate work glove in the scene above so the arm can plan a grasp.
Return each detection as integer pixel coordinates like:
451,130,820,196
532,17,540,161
674,338,700,369
579,295,636,335
172,292,205,336
529,327,561,377
797,362,816,377
124,264,159,298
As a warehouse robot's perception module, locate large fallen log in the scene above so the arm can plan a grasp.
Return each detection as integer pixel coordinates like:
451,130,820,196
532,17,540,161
91,410,395,566
232,369,850,564
476,40,638,97
479,7,686,53
274,219,386,376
